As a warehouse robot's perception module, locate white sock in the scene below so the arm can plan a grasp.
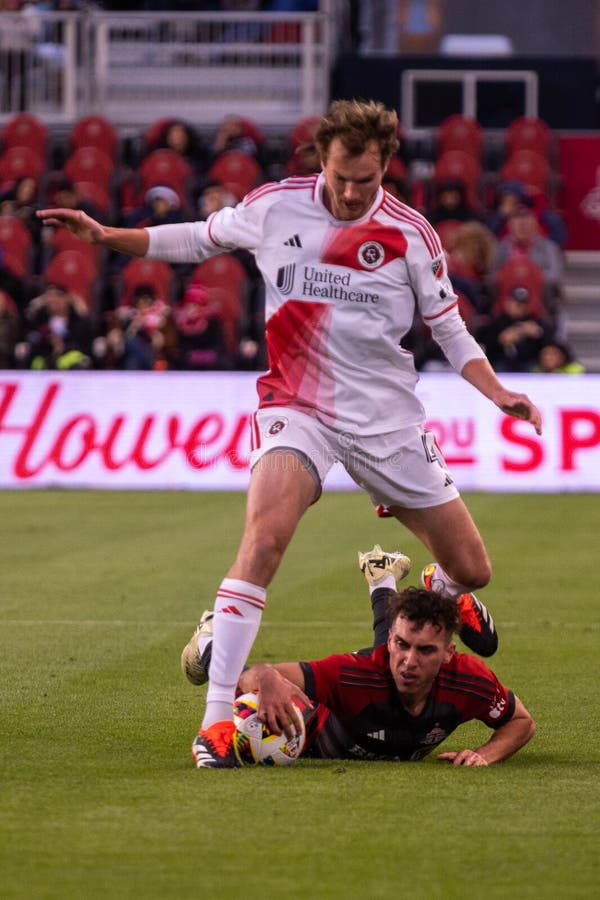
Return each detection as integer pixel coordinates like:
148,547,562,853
202,578,266,729
427,564,469,600
369,574,396,593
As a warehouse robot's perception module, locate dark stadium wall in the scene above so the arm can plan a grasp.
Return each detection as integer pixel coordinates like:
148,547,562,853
331,56,600,130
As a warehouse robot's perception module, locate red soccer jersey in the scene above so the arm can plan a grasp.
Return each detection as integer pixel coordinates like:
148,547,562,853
300,645,515,761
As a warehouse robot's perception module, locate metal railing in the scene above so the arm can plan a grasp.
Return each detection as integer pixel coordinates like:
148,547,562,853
0,6,342,127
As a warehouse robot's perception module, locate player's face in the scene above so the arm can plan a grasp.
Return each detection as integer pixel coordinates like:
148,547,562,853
320,137,385,221
387,616,454,700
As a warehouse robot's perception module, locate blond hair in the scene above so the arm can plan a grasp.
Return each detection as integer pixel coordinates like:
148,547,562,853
315,99,399,166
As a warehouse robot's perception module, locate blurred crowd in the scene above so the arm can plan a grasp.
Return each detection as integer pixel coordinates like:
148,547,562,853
0,107,584,374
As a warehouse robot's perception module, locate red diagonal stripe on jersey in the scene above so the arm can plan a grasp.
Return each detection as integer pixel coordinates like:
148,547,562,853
381,197,442,259
244,176,318,207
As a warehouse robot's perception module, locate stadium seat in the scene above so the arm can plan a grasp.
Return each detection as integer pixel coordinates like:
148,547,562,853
187,254,249,355
144,117,177,152
288,115,321,155
44,250,98,307
63,146,115,192
433,219,464,253
493,256,547,319
0,215,33,277
434,150,482,209
436,114,483,161
0,145,46,187
0,113,48,157
72,181,112,216
500,150,551,196
119,257,175,306
69,115,119,161
208,151,262,201
139,149,192,203
51,227,101,263
505,116,552,159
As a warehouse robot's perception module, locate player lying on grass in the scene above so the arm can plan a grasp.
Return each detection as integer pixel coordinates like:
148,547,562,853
182,547,535,766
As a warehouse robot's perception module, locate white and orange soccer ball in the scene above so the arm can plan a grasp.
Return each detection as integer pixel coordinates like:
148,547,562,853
232,691,306,766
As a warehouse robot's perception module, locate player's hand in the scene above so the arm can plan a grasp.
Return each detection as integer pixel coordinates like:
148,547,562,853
495,389,543,436
437,749,489,766
36,207,105,245
255,669,312,739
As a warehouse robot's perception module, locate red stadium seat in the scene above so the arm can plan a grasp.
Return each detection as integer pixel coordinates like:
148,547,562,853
436,114,483,161
0,146,46,187
1,113,48,157
139,149,192,203
208,151,262,202
288,115,321,154
187,255,249,354
434,150,482,210
433,219,464,253
69,115,119,161
63,146,115,191
144,117,177,151
0,215,33,277
493,256,546,319
72,181,112,216
505,116,552,159
120,258,175,306
500,150,551,196
51,227,102,263
44,250,98,307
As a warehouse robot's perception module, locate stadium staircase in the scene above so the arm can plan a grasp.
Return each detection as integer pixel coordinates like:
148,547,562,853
563,252,600,373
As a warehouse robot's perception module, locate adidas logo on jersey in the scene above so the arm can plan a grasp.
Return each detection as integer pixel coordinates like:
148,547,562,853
284,234,302,247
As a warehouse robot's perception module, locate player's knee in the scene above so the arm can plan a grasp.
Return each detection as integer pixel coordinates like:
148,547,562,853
448,558,492,592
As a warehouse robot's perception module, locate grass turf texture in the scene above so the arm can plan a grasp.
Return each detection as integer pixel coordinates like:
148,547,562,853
1,490,598,900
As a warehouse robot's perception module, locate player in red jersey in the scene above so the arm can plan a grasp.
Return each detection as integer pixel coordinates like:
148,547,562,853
38,101,541,768
238,549,535,765
188,547,535,765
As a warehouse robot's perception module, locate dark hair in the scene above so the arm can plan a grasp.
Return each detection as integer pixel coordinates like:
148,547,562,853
387,586,460,635
315,99,399,166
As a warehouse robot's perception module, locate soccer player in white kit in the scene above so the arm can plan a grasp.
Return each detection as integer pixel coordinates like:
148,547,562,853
38,100,542,768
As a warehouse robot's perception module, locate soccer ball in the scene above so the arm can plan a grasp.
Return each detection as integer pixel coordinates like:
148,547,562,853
232,691,306,766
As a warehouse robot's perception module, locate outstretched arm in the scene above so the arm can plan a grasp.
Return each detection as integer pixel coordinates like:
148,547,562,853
438,695,536,766
461,357,543,435
238,662,312,739
37,208,150,257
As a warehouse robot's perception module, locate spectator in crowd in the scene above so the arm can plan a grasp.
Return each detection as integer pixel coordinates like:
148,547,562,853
493,203,564,320
0,175,40,233
428,179,483,228
447,221,497,317
153,117,207,169
0,246,31,315
487,181,567,249
94,283,177,370
125,185,185,229
211,115,264,163
534,340,585,374
172,282,230,370
15,282,92,369
197,181,237,220
474,285,555,373
0,288,20,367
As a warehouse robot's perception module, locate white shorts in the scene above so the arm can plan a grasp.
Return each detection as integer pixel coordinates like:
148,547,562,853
249,407,460,510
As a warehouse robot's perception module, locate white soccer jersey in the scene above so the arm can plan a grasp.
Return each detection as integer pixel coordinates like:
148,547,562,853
146,173,485,435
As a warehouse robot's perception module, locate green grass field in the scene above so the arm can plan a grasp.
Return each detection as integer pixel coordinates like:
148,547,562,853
1,490,598,899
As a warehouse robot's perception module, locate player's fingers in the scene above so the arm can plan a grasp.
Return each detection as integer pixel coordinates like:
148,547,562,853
437,752,457,763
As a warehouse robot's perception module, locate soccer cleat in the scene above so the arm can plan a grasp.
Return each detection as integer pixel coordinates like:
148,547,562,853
358,544,412,586
421,563,498,657
181,610,214,685
192,720,239,769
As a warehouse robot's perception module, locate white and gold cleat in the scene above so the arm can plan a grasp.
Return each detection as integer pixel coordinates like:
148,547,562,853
358,544,412,587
